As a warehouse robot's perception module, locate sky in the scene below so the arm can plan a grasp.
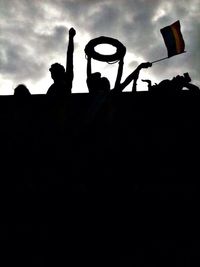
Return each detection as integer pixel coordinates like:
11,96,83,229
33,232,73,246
0,0,199,95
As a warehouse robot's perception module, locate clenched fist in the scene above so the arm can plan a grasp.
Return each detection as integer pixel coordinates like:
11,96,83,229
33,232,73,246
69,27,76,37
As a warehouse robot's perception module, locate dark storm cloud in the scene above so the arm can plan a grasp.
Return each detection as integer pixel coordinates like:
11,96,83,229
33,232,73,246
0,0,199,93
0,0,46,84
0,0,70,86
0,27,66,80
0,26,67,81
34,26,68,55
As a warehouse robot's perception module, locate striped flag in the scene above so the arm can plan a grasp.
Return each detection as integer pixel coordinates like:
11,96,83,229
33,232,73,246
160,20,185,57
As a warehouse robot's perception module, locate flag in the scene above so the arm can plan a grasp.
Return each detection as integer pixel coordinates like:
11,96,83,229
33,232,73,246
160,20,185,57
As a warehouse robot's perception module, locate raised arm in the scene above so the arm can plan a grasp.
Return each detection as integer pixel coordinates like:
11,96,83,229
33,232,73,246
114,59,124,89
87,56,92,79
66,27,76,89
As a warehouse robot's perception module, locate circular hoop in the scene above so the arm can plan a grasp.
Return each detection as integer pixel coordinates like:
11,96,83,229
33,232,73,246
85,36,126,62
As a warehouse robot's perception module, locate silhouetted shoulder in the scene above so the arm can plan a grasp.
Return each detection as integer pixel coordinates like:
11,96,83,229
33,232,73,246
47,81,68,96
47,63,70,96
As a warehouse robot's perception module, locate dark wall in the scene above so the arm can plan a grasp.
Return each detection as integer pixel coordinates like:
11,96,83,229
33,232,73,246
0,92,199,193
1,92,199,266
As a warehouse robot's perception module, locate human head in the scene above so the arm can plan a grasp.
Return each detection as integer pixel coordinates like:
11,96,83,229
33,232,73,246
87,72,110,93
87,72,101,93
100,77,110,92
14,84,31,96
49,63,65,81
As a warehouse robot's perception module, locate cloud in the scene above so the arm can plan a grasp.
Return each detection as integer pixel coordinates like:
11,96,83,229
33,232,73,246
0,38,45,81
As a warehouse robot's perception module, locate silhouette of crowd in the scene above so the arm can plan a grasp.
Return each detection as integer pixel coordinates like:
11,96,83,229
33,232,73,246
4,26,200,197
13,27,199,95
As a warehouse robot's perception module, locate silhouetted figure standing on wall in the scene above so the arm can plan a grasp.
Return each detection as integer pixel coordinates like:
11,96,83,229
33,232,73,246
142,72,200,94
172,73,200,93
85,36,152,93
85,36,126,94
47,27,76,96
86,56,152,93
84,38,152,138
86,56,111,94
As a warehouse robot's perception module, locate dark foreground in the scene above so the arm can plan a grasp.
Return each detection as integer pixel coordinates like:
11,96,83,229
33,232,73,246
0,92,199,266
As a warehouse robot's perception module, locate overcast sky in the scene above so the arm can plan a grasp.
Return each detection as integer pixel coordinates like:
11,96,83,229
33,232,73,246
0,0,199,95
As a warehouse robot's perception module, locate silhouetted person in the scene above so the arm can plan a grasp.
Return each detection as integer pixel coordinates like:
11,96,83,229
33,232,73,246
14,84,31,96
172,73,200,93
142,72,200,94
47,27,76,96
85,36,126,93
86,55,152,93
87,57,152,93
85,36,152,93
86,57,111,94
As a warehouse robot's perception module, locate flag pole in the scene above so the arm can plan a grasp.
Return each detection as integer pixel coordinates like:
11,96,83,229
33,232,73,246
151,51,187,64
151,56,169,64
